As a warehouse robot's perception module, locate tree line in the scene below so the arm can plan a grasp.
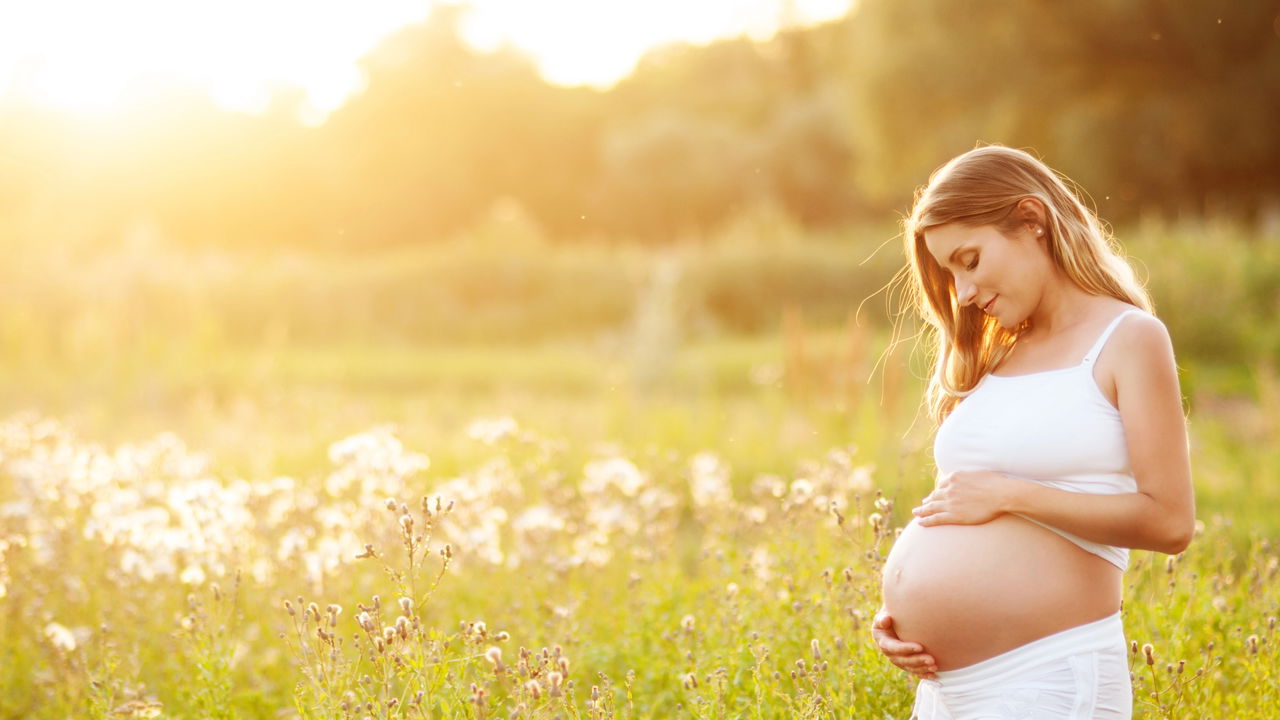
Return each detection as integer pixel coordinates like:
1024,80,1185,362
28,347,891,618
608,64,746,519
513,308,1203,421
2,0,1277,250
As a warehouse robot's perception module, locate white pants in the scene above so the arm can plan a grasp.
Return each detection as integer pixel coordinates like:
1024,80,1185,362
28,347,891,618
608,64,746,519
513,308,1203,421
910,612,1132,720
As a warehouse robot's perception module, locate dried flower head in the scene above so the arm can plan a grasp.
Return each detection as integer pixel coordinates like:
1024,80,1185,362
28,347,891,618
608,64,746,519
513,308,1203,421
43,623,77,653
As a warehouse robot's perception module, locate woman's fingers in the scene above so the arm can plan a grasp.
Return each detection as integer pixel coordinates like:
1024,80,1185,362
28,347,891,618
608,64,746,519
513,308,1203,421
892,652,939,677
871,609,937,677
875,633,924,655
871,611,920,653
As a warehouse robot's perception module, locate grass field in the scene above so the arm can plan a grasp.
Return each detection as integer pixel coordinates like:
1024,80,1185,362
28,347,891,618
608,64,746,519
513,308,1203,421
1,327,1277,719
1,221,1278,718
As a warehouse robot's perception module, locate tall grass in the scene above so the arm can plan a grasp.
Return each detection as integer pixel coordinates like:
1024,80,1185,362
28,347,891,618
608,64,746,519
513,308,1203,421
0,402,1274,719
0,218,1274,717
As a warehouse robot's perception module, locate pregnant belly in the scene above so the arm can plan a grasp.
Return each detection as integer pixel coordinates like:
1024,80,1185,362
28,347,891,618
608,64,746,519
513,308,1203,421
882,514,1121,670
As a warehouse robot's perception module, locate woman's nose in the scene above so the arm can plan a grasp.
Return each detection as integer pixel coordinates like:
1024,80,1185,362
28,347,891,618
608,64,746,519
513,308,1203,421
955,279,977,306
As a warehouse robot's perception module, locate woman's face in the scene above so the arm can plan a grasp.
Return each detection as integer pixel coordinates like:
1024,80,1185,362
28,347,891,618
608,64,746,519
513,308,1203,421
922,222,1052,329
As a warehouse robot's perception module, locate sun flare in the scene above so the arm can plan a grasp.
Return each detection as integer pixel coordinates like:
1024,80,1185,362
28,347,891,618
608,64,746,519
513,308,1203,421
0,0,851,123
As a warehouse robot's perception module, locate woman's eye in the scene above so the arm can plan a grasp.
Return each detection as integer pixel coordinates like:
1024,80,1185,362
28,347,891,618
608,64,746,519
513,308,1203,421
965,257,979,271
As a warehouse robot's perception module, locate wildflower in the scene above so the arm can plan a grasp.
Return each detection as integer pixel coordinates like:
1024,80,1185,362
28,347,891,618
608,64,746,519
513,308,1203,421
725,583,739,599
179,564,206,585
399,514,413,533
284,600,296,616
356,544,377,560
789,479,815,504
547,671,564,697
689,452,732,508
1143,643,1155,666
399,597,413,616
583,456,645,496
682,672,698,689
525,679,542,700
468,416,519,445
1246,635,1259,655
357,612,376,633
485,646,506,673
681,615,696,633
811,639,822,661
43,623,77,653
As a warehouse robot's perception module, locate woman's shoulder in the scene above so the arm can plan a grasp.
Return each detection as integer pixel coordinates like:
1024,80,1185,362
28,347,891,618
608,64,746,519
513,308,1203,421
1109,303,1167,342
1106,305,1175,372
1088,299,1163,339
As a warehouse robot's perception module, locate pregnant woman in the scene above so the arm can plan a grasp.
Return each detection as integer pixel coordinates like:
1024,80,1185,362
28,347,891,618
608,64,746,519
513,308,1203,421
872,146,1195,719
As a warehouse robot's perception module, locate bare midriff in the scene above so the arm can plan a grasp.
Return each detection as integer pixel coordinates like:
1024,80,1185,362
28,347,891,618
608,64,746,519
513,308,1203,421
882,514,1122,670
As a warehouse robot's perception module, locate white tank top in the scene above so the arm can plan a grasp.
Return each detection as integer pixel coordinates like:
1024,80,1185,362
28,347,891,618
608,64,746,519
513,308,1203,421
933,309,1143,570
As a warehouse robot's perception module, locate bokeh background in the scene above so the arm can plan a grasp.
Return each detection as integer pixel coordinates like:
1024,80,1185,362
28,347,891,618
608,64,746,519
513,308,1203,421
2,0,1277,466
1,1,1279,717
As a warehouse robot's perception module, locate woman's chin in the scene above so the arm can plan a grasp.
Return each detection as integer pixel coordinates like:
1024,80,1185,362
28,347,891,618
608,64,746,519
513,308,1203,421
990,310,1024,330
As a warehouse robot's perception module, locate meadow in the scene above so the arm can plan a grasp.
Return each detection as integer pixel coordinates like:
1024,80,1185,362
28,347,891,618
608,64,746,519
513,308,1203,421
0,219,1277,719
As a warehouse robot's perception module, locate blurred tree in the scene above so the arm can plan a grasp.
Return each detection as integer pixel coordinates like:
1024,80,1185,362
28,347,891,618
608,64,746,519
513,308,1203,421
321,4,602,246
845,0,1280,220
594,109,758,239
760,85,860,225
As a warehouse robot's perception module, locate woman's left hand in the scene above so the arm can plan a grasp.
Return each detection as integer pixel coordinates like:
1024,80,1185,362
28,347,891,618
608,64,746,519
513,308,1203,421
912,471,1021,526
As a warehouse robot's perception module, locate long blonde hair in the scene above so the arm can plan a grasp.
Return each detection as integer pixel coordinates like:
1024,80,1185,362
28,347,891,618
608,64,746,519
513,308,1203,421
903,145,1153,424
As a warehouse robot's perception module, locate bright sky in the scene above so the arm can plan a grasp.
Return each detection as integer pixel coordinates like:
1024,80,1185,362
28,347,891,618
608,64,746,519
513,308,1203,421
0,0,852,124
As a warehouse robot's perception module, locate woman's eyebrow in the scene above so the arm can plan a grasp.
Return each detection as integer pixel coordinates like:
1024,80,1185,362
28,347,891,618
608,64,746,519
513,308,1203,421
947,245,975,266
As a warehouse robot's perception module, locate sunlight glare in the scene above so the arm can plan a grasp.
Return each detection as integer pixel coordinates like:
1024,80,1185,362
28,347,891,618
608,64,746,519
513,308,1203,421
458,0,855,88
0,0,430,122
0,0,853,122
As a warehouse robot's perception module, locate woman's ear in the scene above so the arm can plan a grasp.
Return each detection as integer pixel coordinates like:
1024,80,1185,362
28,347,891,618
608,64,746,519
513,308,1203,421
1015,197,1048,236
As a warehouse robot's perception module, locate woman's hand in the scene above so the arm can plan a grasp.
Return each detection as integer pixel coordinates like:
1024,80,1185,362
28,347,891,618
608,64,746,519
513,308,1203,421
912,471,1022,526
872,607,937,679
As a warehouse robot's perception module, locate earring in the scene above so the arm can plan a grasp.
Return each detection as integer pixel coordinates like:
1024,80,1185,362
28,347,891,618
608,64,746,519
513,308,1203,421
1035,227,1044,236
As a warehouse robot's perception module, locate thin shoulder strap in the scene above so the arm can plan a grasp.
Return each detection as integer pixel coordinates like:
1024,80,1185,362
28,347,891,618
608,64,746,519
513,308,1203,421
1082,309,1142,365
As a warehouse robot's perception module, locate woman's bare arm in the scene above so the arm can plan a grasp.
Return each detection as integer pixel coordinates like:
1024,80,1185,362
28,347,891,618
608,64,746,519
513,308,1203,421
913,314,1196,553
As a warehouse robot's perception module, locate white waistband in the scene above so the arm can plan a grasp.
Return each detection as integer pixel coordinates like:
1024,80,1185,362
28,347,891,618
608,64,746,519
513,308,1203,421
931,612,1125,693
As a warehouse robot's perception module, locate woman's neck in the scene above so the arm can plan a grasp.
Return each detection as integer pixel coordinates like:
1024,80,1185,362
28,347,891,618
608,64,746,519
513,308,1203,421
1023,274,1099,340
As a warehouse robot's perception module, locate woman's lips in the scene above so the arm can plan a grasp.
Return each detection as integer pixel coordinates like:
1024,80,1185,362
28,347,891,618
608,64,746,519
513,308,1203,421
982,296,998,313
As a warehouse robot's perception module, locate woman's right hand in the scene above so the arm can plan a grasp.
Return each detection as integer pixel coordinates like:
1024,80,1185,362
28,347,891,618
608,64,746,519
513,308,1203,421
872,607,938,680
